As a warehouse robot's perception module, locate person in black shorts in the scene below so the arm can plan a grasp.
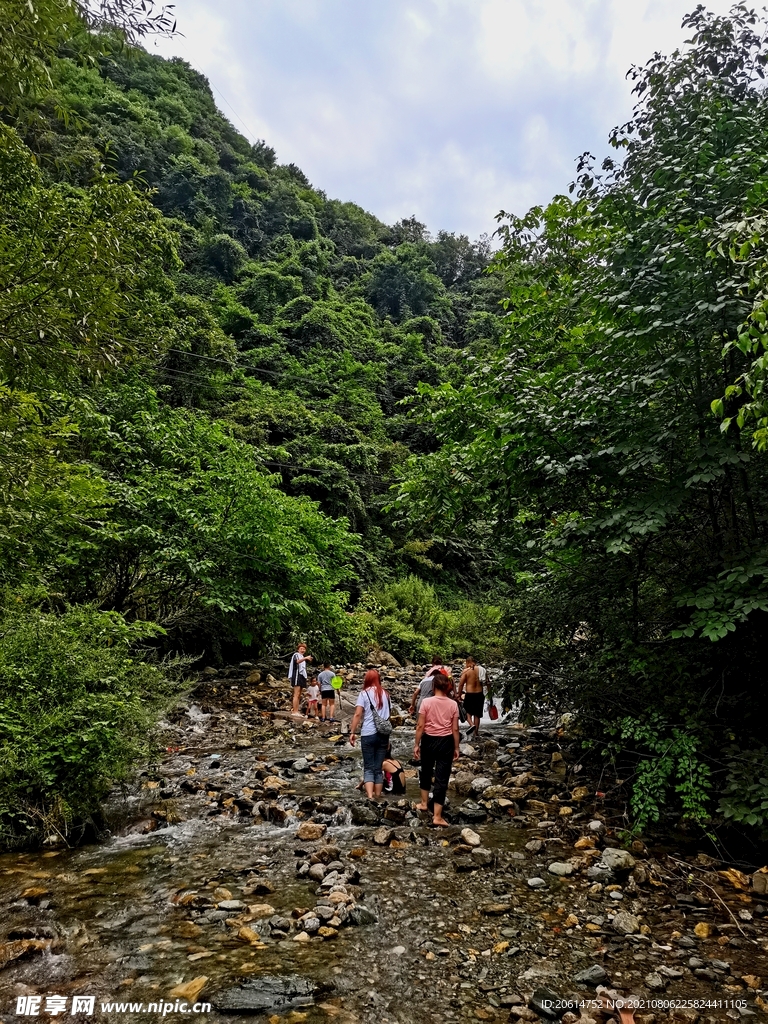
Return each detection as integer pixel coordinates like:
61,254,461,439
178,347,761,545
317,662,336,722
457,656,484,737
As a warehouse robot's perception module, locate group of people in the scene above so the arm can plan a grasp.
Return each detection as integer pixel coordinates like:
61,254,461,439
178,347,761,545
348,655,490,828
286,642,492,827
288,644,338,721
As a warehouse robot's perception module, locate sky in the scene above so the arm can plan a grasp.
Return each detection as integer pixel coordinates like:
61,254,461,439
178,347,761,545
151,0,737,240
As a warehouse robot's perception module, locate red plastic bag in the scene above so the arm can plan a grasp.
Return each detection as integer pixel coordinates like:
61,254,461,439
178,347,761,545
488,703,499,721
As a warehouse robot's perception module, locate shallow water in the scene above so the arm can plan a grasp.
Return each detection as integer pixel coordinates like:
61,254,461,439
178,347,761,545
2,708,765,1024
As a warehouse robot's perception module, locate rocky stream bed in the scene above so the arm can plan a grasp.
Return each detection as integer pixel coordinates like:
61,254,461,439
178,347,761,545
1,660,767,1024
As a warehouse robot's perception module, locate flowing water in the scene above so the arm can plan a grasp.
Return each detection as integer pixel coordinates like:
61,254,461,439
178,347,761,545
1,676,766,1024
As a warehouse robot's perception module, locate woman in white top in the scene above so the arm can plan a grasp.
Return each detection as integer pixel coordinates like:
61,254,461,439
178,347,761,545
348,670,391,799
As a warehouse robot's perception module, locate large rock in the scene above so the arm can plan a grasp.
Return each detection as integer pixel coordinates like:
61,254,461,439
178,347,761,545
452,771,475,795
297,822,326,841
572,964,609,987
548,862,574,877
307,863,326,883
372,827,393,846
461,827,481,847
214,975,321,1013
601,848,636,873
611,911,640,935
350,804,379,826
367,648,401,668
456,800,487,824
471,776,493,794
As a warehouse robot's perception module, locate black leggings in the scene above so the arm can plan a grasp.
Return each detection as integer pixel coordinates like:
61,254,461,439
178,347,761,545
419,733,454,806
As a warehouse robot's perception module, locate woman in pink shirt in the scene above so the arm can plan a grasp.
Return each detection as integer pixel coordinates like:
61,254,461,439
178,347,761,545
413,674,460,827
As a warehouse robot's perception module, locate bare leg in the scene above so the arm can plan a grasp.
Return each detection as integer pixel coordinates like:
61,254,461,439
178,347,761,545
292,686,302,714
414,788,429,811
433,803,449,827
373,783,383,798
364,782,375,799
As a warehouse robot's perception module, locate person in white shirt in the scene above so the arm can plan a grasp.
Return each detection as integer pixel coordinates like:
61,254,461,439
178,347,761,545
289,643,313,716
305,680,320,718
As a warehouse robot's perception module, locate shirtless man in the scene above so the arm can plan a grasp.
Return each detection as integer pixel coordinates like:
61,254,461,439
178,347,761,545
457,656,484,738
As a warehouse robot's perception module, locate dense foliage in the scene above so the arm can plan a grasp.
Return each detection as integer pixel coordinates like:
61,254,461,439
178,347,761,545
0,0,504,844
397,5,768,840
0,602,171,848
6,0,766,847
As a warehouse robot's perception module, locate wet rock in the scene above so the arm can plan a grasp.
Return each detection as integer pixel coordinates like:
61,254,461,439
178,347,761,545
302,916,321,934
587,820,606,834
351,804,379,826
383,806,406,824
348,905,377,926
214,974,321,1013
307,863,326,882
169,977,208,1001
482,902,514,915
587,864,613,882
600,848,636,873
548,862,574,877
471,776,493,794
572,965,609,987
297,822,327,841
525,839,543,853
454,856,479,872
0,939,49,970
217,900,246,911
527,877,546,889
461,827,481,847
457,800,487,824
458,744,476,758
611,911,640,935
472,847,493,866
292,758,310,772
645,972,665,990
372,827,393,846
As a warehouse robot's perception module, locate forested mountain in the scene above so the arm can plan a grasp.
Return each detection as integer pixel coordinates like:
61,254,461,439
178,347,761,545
0,5,505,844
4,0,768,849
5,29,507,648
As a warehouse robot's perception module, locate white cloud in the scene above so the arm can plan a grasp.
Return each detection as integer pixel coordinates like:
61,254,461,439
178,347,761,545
152,0,738,237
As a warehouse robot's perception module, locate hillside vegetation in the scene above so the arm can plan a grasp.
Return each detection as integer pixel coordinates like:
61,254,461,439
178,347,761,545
3,0,768,849
0,1,505,844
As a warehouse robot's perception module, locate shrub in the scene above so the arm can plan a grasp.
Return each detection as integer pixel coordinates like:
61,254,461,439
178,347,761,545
0,600,174,848
357,575,507,662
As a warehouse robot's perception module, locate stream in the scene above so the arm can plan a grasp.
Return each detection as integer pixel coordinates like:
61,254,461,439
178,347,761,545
1,662,767,1024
